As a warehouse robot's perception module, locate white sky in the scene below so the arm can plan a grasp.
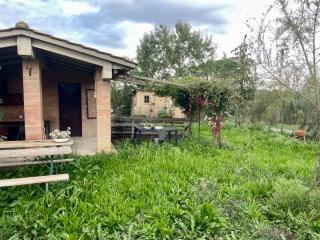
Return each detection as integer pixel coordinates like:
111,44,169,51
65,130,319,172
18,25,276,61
0,0,274,60
212,0,273,57
106,0,274,58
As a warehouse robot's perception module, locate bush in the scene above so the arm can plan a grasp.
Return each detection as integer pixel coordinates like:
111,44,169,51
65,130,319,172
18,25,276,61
271,178,317,213
248,122,266,131
158,109,172,118
221,120,234,129
190,177,216,202
158,114,173,119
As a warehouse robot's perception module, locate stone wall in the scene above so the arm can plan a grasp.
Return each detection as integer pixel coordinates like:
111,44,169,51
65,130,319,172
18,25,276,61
131,91,185,118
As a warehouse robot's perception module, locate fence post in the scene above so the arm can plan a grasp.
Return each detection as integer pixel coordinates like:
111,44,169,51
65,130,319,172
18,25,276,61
131,119,135,139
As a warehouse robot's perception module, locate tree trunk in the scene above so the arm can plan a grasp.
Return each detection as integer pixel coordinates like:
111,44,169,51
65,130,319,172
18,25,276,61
198,110,201,138
317,143,320,187
316,108,320,187
188,116,192,137
234,108,242,128
211,115,222,147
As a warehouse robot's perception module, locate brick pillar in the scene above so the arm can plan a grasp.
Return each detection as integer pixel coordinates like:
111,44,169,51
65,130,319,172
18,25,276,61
22,58,44,140
95,67,111,152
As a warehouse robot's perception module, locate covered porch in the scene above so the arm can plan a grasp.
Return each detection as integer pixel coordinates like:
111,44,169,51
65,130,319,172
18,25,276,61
0,22,135,154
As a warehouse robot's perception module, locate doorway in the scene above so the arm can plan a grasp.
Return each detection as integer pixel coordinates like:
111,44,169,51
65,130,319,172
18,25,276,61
58,83,82,136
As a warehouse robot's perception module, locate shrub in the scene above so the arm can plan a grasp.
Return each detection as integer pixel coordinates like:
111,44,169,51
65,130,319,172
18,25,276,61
248,122,266,131
190,177,216,202
221,120,234,129
271,178,312,213
251,224,294,240
158,109,172,118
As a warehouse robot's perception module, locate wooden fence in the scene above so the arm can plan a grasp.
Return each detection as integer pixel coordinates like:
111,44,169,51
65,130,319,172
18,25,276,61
111,116,189,139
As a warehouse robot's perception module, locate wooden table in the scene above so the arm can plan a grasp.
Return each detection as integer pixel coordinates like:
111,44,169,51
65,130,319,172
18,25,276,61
133,126,178,144
0,139,73,190
0,139,73,150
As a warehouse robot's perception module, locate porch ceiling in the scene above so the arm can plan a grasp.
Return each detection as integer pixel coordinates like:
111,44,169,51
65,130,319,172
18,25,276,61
0,47,20,67
40,50,96,74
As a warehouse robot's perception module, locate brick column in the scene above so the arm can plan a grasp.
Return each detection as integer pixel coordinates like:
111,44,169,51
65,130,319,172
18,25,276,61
95,67,111,152
22,58,44,140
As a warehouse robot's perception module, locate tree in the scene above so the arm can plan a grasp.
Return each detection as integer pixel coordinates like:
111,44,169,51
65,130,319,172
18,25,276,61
136,22,216,80
232,35,257,127
249,0,320,185
198,55,237,81
111,82,135,116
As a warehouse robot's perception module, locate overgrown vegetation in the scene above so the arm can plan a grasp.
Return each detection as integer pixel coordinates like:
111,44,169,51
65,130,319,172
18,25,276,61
248,0,320,139
111,82,135,117
154,78,232,145
1,125,319,239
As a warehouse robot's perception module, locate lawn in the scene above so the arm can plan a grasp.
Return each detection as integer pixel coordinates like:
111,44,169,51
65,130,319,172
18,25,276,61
0,124,320,239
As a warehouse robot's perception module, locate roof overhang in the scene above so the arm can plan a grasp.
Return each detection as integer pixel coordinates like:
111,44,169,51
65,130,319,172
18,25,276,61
0,26,136,80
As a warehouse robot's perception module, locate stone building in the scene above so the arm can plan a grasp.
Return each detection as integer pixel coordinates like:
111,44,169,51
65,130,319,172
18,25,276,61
131,90,185,118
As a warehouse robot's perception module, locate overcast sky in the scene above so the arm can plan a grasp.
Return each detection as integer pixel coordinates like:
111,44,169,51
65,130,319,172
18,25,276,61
0,0,272,60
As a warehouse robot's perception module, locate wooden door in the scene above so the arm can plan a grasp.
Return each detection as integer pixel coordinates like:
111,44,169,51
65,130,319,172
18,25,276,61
58,83,82,136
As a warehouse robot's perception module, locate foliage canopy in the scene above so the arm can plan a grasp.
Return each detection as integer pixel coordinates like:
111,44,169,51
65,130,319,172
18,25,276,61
137,22,216,80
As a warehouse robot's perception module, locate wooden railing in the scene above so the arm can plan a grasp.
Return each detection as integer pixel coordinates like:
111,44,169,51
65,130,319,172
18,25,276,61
111,116,189,139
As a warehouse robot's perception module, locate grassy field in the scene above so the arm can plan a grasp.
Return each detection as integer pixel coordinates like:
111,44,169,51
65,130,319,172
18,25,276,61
0,124,319,239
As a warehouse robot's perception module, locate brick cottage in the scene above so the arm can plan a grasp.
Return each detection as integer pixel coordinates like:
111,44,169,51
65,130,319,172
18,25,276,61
0,22,136,154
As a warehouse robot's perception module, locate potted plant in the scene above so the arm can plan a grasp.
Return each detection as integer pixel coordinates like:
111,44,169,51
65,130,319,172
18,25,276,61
140,121,154,129
0,136,7,142
49,127,71,143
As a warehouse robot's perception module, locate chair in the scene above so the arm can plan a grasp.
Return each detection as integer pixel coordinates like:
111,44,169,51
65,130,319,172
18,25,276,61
154,130,167,144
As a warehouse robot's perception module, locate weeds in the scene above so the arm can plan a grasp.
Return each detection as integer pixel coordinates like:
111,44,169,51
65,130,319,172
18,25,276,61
0,125,319,239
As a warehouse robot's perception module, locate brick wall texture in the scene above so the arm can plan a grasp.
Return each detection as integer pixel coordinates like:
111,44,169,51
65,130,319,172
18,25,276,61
1,60,112,153
22,58,44,140
95,68,111,152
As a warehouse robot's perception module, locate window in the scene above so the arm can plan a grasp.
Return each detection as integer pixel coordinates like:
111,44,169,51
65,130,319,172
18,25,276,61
144,95,150,103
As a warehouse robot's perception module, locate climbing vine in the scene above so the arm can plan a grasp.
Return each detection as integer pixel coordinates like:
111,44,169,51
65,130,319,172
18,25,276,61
154,78,232,146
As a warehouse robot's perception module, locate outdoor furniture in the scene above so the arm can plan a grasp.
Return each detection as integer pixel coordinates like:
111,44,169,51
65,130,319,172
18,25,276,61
134,126,178,144
111,116,187,140
154,130,168,144
0,139,73,190
294,130,307,141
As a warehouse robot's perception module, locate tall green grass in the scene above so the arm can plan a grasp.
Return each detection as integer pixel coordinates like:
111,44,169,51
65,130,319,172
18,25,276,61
0,125,319,239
